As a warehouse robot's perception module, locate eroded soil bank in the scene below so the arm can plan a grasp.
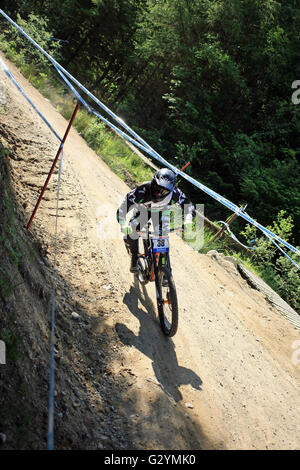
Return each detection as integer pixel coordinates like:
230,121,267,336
0,52,299,450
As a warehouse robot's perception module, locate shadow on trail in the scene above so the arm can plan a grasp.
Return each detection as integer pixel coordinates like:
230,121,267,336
115,278,203,403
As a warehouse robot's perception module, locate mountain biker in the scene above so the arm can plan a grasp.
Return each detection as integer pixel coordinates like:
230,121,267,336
116,167,195,273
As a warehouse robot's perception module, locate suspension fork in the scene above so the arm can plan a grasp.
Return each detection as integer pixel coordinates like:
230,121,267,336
153,251,170,299
153,253,163,303
149,242,160,298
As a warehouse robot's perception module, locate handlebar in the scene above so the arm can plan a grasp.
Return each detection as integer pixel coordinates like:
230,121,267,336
136,227,182,238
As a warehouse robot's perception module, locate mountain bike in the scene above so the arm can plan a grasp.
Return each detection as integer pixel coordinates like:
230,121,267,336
136,224,179,337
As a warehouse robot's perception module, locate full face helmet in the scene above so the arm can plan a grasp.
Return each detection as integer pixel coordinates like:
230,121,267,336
150,168,176,202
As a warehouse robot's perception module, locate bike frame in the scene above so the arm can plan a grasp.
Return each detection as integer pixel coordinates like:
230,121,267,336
137,226,179,336
138,227,174,288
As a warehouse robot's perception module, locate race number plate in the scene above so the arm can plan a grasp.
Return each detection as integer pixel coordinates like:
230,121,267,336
153,238,169,253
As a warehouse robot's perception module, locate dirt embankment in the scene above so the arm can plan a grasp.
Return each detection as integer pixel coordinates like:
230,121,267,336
0,52,299,450
0,108,138,450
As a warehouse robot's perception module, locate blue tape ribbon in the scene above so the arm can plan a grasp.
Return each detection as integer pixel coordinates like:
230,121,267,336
216,220,256,251
0,57,62,142
0,9,152,153
1,9,299,269
53,64,156,154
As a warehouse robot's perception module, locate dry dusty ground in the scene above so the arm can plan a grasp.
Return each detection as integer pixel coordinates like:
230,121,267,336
0,51,299,450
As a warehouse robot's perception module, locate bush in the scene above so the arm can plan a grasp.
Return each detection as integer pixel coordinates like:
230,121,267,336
240,211,300,312
0,13,61,70
274,254,300,312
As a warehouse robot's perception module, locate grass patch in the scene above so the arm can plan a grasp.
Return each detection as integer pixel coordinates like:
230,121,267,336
0,28,154,187
197,226,229,255
58,100,154,185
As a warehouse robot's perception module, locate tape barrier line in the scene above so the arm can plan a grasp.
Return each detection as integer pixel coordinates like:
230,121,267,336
53,65,252,218
0,9,152,153
217,220,299,269
53,58,300,261
54,65,300,269
216,221,256,251
0,56,62,142
53,64,157,155
1,9,299,267
260,227,300,270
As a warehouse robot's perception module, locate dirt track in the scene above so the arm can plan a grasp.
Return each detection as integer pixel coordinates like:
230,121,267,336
1,51,299,450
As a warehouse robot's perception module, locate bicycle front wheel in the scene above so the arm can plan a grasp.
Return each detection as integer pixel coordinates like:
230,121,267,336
157,266,178,337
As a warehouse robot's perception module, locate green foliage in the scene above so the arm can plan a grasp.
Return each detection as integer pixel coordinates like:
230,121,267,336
197,226,228,255
273,254,300,311
57,96,153,186
1,4,299,230
0,13,61,68
241,210,294,264
241,211,300,312
0,1,299,312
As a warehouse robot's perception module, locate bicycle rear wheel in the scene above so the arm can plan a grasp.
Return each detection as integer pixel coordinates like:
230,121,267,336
157,266,178,337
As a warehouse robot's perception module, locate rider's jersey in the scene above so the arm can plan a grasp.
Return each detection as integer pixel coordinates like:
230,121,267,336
116,181,195,227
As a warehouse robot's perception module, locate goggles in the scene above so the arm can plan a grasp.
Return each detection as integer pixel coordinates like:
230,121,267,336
153,182,170,197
